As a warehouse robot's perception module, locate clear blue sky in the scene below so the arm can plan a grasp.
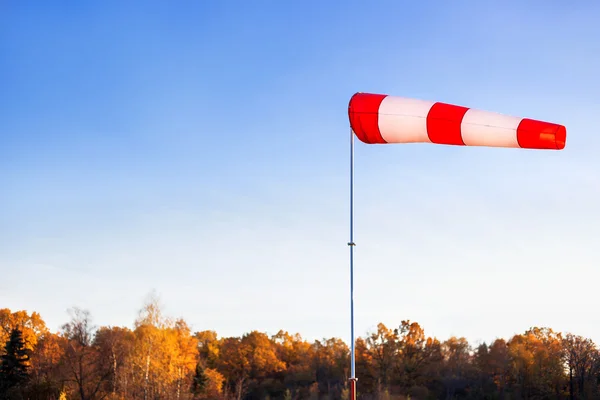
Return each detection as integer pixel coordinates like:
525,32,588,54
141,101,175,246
1,1,599,346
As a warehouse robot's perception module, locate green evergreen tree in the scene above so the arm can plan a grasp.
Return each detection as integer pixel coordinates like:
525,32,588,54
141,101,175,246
191,361,208,396
0,328,31,394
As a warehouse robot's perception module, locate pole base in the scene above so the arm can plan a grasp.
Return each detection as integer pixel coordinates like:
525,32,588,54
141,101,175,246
349,378,357,400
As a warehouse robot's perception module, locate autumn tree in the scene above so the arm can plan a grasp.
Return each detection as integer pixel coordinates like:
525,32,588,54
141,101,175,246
0,309,47,356
272,330,314,396
440,336,473,398
487,338,511,395
506,327,566,399
27,331,65,400
190,361,225,400
194,331,225,399
365,322,398,394
169,319,199,400
396,320,442,397
563,333,600,399
132,291,172,399
127,292,203,399
215,337,248,400
195,330,220,369
61,308,112,400
93,326,134,398
312,337,349,399
354,337,376,396
472,339,511,398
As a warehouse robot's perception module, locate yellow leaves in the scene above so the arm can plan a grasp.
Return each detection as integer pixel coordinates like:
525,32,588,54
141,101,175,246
164,318,199,389
442,337,470,362
196,330,220,368
425,337,440,349
247,331,287,375
313,337,349,368
218,331,286,381
131,317,200,396
11,297,600,400
400,320,426,348
204,367,225,396
505,327,566,397
30,331,65,378
0,308,48,353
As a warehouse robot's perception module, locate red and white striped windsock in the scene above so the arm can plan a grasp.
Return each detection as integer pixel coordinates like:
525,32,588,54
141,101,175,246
348,93,566,150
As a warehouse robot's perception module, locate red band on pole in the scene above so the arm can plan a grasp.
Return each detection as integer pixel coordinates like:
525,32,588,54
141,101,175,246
349,379,357,400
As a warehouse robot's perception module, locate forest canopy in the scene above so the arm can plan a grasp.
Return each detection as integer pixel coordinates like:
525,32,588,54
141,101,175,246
0,295,598,400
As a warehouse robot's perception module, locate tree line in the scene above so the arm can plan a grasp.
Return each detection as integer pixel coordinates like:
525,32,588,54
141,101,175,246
1,297,599,400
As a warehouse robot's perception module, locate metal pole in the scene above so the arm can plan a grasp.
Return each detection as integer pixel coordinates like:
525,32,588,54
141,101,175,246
348,127,357,400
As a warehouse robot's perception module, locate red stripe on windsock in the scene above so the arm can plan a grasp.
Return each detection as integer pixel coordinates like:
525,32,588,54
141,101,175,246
426,102,469,145
517,119,567,150
348,93,387,144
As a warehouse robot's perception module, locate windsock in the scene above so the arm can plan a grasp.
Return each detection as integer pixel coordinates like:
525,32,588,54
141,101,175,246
348,93,566,150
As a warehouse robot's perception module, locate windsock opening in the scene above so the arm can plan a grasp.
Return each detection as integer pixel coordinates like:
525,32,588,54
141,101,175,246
348,92,387,144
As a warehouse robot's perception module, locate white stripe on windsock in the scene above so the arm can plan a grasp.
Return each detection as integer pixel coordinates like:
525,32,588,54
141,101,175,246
461,109,522,148
378,96,434,144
